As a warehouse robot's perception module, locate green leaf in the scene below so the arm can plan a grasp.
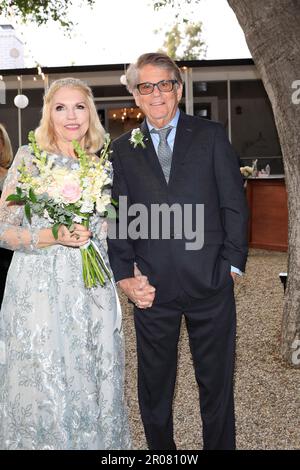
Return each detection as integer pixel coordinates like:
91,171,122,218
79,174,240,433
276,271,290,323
111,198,119,208
106,206,117,220
6,194,22,202
25,203,32,223
52,223,60,240
29,188,37,203
28,130,35,144
16,186,23,197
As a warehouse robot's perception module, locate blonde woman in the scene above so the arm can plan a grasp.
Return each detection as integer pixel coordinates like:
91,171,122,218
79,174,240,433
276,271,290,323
0,123,13,192
0,78,131,450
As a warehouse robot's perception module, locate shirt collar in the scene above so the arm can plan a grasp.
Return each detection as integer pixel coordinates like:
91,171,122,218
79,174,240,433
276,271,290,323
147,108,180,132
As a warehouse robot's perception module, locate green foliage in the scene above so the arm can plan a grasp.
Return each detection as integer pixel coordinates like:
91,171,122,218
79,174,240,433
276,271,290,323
24,202,31,223
52,222,60,240
6,193,24,202
0,0,95,30
161,23,181,60
99,133,112,163
28,187,37,203
160,21,206,60
154,0,201,20
7,184,84,236
182,22,206,60
154,0,200,9
154,0,205,60
28,130,46,163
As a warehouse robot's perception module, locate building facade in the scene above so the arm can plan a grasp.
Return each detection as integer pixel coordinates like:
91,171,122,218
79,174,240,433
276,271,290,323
0,58,283,173
0,24,24,70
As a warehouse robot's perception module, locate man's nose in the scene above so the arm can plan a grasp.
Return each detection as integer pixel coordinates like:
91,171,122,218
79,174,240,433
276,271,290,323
152,84,161,96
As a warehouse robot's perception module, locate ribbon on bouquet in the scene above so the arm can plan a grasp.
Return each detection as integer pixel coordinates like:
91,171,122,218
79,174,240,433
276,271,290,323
82,239,122,333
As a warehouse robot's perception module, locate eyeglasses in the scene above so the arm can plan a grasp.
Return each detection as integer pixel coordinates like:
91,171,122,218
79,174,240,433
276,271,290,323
136,79,178,95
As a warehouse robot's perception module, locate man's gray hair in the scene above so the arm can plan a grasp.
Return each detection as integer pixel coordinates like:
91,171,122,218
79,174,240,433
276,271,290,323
125,52,183,94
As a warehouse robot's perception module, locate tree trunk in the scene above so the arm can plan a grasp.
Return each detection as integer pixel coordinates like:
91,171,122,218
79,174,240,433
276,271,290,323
227,0,300,366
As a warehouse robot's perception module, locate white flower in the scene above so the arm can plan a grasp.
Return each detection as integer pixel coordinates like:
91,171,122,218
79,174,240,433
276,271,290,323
45,155,55,170
96,193,111,214
129,128,147,149
80,200,94,213
73,215,83,223
82,177,90,188
43,209,54,223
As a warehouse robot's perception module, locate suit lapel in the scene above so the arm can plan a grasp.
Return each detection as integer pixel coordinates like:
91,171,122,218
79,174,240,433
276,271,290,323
168,112,195,184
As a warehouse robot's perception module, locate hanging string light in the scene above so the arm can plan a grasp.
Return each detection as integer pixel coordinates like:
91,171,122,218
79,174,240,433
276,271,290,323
14,75,29,109
17,25,48,85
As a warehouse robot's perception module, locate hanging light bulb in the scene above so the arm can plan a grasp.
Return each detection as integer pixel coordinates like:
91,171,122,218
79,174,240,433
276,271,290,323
14,94,29,109
120,74,127,86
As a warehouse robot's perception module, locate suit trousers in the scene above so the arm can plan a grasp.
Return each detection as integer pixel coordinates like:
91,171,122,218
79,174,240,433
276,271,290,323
134,280,236,450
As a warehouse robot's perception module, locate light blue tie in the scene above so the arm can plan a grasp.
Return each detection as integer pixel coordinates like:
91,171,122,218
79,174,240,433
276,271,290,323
151,126,173,183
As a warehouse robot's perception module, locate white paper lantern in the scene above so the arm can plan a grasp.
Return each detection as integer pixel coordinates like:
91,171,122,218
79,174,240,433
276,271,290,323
10,48,20,58
14,94,29,109
120,74,127,86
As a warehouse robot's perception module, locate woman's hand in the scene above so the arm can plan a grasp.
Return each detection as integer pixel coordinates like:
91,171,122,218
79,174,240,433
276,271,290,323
57,224,92,247
38,224,92,248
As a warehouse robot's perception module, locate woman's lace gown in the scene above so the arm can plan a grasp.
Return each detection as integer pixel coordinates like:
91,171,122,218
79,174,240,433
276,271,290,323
0,146,131,450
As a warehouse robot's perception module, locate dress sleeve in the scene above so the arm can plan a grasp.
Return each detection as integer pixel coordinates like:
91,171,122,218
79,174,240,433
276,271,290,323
0,146,40,252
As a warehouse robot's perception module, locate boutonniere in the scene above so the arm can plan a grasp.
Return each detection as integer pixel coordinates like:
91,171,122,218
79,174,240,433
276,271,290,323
129,128,147,149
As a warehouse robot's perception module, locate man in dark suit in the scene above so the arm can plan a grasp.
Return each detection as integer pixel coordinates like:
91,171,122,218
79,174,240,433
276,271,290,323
108,52,248,450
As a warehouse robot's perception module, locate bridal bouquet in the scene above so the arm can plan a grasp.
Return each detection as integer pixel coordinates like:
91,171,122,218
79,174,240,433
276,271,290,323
7,131,112,288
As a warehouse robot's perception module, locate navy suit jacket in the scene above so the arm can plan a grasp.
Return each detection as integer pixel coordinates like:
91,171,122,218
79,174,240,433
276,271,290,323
108,111,248,303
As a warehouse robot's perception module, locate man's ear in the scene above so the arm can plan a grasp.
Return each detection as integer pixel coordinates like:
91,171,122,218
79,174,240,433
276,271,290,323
133,90,140,107
176,83,183,102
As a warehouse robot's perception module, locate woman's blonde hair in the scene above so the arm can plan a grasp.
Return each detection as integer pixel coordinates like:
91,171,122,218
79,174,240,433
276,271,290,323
35,77,105,155
0,123,13,169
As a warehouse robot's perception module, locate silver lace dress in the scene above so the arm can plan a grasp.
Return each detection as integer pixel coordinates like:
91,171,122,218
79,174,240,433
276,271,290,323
0,146,131,450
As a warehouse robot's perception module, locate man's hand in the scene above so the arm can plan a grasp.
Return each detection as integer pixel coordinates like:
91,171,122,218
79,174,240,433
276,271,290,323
118,269,156,309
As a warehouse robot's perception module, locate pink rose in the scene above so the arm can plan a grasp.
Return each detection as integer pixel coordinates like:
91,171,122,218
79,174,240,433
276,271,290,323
61,179,81,203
